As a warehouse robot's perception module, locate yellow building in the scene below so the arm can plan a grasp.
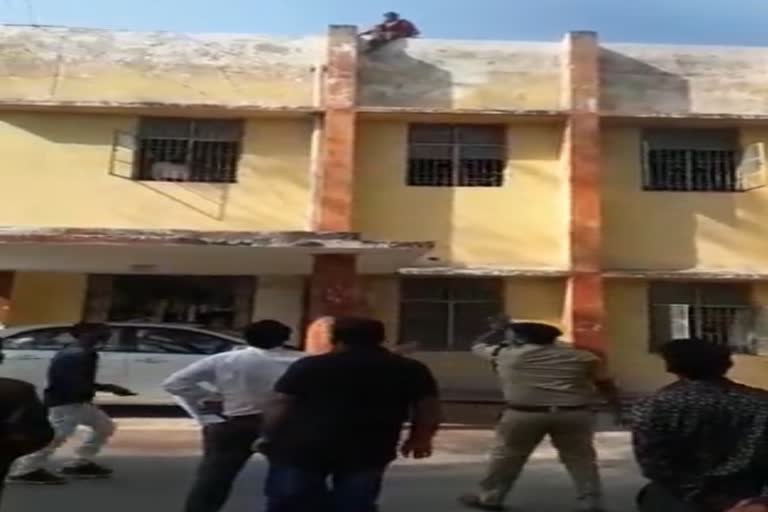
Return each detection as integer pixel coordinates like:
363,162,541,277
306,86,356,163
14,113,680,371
1,25,768,396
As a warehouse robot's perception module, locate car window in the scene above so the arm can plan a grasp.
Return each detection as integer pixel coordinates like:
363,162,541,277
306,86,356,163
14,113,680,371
2,327,122,351
132,328,234,355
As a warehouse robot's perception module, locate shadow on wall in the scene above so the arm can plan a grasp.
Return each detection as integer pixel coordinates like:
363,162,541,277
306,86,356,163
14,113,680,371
358,39,454,109
600,49,691,115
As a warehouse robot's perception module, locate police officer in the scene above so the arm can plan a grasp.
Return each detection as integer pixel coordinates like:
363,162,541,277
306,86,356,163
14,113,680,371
459,321,621,512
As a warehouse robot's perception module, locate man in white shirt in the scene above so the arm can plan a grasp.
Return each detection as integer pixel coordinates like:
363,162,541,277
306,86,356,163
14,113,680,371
163,320,302,512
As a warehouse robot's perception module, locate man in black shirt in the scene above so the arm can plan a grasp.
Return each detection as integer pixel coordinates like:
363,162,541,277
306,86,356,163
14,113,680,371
9,323,135,485
258,316,441,512
0,346,53,504
633,339,768,512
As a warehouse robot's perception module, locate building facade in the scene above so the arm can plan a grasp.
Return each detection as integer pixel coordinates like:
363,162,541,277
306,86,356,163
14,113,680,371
2,25,768,396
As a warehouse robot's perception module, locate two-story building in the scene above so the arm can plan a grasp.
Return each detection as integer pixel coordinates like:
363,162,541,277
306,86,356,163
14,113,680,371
2,24,768,397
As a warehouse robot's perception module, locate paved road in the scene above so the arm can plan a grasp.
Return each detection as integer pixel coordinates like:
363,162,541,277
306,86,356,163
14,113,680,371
3,420,645,512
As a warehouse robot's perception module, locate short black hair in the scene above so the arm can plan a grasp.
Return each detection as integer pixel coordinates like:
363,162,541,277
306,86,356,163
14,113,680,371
660,339,733,380
511,322,562,345
331,317,385,348
384,11,399,18
243,320,292,349
70,322,109,339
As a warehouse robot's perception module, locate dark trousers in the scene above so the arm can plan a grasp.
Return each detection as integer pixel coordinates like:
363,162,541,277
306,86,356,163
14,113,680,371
637,483,752,512
265,463,386,512
184,415,262,512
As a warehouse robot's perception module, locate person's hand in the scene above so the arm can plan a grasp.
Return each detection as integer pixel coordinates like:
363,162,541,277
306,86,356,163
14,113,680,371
106,384,137,397
400,437,433,459
727,499,768,512
199,400,224,416
252,437,272,455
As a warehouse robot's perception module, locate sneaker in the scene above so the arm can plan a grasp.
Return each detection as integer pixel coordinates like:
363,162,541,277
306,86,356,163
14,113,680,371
59,461,113,479
7,469,68,485
457,494,506,511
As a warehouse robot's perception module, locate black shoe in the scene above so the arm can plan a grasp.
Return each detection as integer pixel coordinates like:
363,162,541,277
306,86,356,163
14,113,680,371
7,469,68,485
457,494,506,511
59,461,113,479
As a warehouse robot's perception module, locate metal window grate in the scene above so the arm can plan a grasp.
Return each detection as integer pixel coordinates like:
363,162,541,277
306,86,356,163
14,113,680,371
135,118,243,183
645,148,740,192
407,124,506,187
651,304,757,355
399,278,503,351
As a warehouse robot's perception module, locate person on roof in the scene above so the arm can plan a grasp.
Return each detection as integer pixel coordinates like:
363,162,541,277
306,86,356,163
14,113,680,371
360,12,420,53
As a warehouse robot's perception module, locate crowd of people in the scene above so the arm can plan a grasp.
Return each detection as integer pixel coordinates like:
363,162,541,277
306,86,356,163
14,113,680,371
1,315,768,512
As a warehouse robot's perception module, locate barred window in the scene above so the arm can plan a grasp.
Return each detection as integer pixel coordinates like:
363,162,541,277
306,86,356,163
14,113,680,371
642,129,766,192
407,124,507,187
135,118,243,183
648,282,766,355
399,278,503,351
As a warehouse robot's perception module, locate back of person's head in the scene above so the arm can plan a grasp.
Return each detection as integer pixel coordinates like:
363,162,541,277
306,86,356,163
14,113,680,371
384,11,400,19
511,322,562,345
661,339,733,380
331,317,385,349
243,320,292,349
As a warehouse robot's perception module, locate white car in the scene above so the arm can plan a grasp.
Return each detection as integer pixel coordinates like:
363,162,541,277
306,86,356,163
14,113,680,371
0,323,247,405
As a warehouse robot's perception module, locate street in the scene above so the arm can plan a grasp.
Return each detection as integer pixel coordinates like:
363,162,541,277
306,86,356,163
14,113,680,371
3,416,645,511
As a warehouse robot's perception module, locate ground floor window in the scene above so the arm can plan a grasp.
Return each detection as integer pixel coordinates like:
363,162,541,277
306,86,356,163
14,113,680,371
399,277,503,351
84,275,256,330
648,281,768,355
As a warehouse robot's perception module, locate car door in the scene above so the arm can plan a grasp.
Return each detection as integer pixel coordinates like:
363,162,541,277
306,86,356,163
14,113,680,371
1,326,130,394
123,327,239,404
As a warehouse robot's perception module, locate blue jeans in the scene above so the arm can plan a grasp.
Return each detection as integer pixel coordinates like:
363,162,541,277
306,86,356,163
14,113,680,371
264,464,385,512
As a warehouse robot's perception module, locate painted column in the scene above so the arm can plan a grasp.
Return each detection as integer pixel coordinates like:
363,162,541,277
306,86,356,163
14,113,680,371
561,32,606,353
0,271,14,327
306,26,363,354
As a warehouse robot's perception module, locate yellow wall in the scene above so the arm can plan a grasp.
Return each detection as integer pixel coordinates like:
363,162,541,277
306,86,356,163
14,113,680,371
364,276,566,398
10,272,87,325
0,112,312,231
353,121,567,268
603,126,768,271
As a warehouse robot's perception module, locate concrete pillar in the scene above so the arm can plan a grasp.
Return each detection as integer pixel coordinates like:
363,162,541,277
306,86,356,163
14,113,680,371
561,32,606,353
0,271,14,327
312,25,358,232
305,254,368,354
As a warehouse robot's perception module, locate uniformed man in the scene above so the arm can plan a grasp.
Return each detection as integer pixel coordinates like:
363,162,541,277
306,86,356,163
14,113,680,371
459,321,621,512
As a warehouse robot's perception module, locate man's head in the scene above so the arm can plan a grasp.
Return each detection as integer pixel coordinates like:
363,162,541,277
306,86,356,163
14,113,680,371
70,322,111,349
510,322,562,345
383,11,400,22
331,317,385,350
660,338,733,380
243,320,292,349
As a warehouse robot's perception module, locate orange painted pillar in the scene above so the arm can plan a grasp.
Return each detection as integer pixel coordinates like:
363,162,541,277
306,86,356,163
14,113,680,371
305,25,362,354
562,32,606,354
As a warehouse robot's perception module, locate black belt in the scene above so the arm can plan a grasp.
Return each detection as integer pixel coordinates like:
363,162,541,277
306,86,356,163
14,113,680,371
505,404,590,413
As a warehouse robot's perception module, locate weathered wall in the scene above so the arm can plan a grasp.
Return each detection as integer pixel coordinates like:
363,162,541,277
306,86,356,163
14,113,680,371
359,39,562,111
602,126,768,272
353,120,568,269
0,112,312,230
0,26,323,108
10,272,87,325
252,276,305,344
602,44,768,116
606,280,768,393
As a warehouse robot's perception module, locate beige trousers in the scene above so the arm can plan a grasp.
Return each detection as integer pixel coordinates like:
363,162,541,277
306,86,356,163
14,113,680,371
477,409,603,509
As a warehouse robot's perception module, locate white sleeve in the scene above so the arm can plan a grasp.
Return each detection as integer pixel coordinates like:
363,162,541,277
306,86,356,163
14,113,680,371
162,356,222,404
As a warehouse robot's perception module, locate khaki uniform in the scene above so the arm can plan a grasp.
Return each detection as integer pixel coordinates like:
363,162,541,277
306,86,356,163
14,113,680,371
471,342,608,510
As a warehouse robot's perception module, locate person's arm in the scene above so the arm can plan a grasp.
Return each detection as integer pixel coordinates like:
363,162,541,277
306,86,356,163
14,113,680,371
471,340,506,360
591,358,623,423
260,392,296,441
162,356,223,406
401,363,442,459
256,360,312,449
631,399,683,486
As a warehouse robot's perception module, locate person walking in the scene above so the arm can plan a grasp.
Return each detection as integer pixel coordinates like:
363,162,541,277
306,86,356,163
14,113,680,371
8,322,136,485
257,316,441,512
459,321,621,512
0,345,53,505
633,339,768,512
163,320,303,512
